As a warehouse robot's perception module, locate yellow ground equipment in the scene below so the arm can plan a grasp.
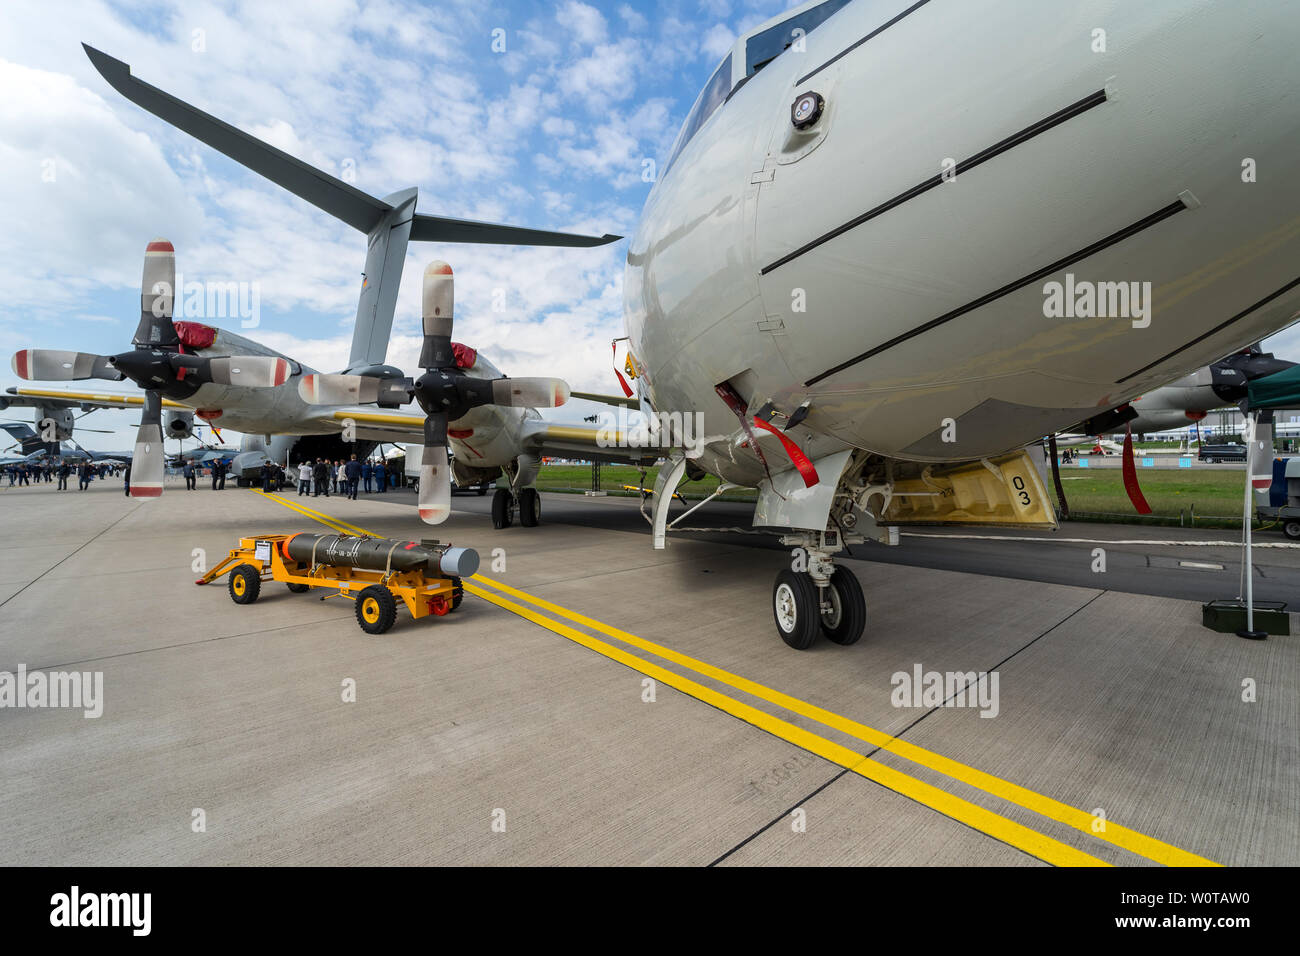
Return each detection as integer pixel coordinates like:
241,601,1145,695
196,532,480,634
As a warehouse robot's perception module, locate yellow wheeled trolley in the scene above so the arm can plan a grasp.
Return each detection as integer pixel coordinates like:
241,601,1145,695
196,532,480,634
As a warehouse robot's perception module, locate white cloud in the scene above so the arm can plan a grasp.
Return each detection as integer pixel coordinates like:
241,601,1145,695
558,1,609,46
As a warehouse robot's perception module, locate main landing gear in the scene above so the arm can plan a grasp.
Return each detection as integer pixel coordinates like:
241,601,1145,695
491,487,541,529
772,531,866,650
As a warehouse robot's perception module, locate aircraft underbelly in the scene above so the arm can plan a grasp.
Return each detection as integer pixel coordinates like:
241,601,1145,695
732,0,1300,462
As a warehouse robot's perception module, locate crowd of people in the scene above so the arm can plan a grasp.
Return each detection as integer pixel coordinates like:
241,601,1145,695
6,454,407,499
4,460,125,490
294,456,404,500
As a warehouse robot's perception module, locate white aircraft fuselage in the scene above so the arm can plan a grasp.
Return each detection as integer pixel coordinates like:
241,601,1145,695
625,0,1300,488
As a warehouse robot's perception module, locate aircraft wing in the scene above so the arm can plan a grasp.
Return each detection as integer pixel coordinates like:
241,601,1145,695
3,386,188,411
310,407,662,464
516,418,662,465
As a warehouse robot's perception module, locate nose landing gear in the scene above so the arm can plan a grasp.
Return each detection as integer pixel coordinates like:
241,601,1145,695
772,531,867,649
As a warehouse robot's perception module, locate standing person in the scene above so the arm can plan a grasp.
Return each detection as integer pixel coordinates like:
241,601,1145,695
362,458,373,493
57,460,69,491
345,454,362,500
374,458,387,493
297,459,312,496
261,461,273,493
183,459,196,490
217,459,227,490
123,462,131,497
336,460,347,496
78,461,91,490
313,458,330,497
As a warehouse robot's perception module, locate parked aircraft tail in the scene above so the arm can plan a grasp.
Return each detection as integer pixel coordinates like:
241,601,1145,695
83,44,620,375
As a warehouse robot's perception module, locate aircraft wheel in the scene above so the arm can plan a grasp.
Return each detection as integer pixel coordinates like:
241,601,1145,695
492,489,514,529
286,582,311,593
1283,520,1300,541
355,585,397,634
229,564,261,605
820,567,866,645
450,576,464,610
519,487,540,527
772,569,819,650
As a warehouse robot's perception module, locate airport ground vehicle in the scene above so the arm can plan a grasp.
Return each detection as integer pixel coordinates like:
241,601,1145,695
1199,444,1248,463
196,532,478,633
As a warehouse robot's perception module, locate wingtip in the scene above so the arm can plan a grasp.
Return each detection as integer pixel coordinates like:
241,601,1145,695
82,43,129,80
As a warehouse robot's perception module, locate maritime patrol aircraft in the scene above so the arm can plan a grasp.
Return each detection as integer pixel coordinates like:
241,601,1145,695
16,0,1300,651
328,0,1300,648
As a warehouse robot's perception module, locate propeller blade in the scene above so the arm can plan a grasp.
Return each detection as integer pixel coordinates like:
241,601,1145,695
206,356,292,388
130,390,165,498
490,377,571,408
418,415,451,524
11,349,121,381
298,373,381,405
133,239,179,347
418,261,455,370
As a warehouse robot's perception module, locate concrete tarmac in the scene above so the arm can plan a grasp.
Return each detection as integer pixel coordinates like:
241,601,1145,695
0,479,1295,865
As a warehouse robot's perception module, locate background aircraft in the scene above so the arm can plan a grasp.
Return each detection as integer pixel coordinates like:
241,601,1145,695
11,45,662,516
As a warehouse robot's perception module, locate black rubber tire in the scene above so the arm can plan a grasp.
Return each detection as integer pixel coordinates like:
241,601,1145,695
772,569,819,650
518,487,540,527
478,483,488,496
355,585,397,635
229,564,261,605
820,566,867,645
286,582,311,593
450,576,464,610
1283,520,1300,541
492,488,514,529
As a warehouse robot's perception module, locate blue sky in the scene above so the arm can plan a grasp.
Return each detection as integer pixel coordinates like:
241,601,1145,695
0,0,793,451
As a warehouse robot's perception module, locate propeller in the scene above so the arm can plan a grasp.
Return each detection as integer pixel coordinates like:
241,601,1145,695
10,239,295,499
299,260,570,524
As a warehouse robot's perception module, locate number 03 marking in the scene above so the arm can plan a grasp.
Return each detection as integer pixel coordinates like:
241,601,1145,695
1012,474,1031,507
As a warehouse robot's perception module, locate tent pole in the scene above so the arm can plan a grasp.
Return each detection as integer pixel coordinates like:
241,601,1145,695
1237,410,1266,639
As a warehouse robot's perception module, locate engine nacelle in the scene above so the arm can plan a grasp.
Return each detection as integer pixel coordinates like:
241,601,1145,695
36,407,75,441
163,409,195,440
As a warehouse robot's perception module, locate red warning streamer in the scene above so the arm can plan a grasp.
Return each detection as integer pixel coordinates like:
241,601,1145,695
752,417,819,488
1122,423,1152,515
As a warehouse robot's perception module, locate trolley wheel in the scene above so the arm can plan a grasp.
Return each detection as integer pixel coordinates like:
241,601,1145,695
1284,520,1300,541
820,567,866,645
518,487,540,527
228,564,261,605
286,582,311,593
355,585,397,635
492,488,514,529
772,568,819,650
450,576,464,610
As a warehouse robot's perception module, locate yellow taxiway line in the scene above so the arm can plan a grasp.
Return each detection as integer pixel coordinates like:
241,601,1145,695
252,490,1219,867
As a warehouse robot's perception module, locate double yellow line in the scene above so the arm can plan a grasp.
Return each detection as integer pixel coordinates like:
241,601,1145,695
253,491,1219,867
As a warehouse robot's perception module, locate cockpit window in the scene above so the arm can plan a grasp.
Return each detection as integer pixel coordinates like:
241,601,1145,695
664,53,733,175
745,0,852,75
